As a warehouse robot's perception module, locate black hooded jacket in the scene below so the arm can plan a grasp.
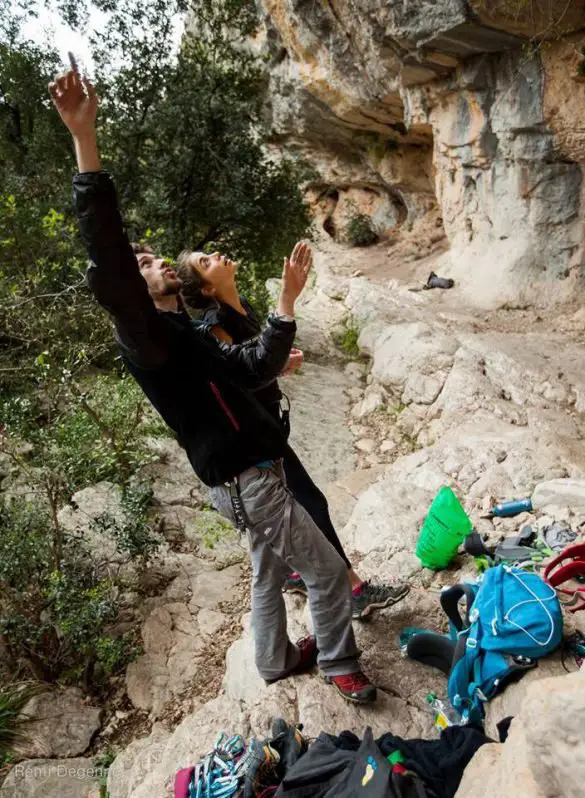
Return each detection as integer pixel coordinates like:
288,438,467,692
199,296,283,411
74,171,295,486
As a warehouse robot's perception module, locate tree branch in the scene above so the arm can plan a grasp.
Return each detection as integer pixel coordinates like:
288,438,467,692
3,279,86,310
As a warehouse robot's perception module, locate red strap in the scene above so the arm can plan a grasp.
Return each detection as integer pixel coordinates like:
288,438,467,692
544,543,585,585
546,559,585,587
544,543,585,613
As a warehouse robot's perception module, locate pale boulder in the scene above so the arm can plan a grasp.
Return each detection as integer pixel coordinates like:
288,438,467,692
0,758,102,798
18,689,102,759
532,478,585,510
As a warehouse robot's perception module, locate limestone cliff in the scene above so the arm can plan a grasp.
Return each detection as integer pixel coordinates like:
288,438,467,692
257,0,585,307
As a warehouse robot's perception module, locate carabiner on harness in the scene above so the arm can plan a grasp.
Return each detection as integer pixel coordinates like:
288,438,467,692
280,392,291,440
226,477,249,534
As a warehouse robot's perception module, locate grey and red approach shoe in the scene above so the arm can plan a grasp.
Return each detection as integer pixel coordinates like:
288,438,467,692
323,671,377,704
352,580,410,620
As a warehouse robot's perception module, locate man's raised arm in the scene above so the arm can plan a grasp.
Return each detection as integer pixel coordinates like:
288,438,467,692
49,66,168,368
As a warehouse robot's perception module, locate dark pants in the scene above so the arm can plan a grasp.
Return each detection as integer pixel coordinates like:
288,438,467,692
282,443,352,570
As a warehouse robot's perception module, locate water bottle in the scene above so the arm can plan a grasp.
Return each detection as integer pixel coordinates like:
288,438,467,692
426,693,461,732
489,498,533,518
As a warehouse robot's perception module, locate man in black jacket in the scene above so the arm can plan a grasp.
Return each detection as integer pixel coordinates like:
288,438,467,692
49,66,377,703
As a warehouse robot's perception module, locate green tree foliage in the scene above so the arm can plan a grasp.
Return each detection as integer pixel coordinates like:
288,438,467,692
0,0,311,691
0,498,145,684
1,371,167,499
0,374,163,686
0,3,110,390
0,0,311,389
91,0,311,310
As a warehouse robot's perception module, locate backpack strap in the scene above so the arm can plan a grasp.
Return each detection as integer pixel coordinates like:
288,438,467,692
448,615,483,723
440,583,478,632
464,530,493,558
406,632,456,676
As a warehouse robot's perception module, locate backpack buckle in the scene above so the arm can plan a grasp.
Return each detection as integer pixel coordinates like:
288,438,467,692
466,637,478,649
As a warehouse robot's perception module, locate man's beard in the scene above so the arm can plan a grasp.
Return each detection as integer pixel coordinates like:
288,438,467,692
162,278,182,296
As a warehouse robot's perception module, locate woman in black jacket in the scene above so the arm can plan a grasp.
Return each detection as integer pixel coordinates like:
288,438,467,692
176,247,409,620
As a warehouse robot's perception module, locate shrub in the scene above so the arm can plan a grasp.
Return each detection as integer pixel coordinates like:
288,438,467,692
345,214,379,247
1,371,168,498
45,372,169,490
351,131,399,160
94,749,116,798
0,682,46,767
0,496,154,685
90,482,160,563
0,369,165,688
194,509,238,550
333,319,361,359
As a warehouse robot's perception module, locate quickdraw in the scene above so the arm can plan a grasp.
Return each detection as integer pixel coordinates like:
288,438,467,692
187,734,253,797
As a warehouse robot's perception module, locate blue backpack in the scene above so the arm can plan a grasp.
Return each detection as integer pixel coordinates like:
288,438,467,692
408,565,563,725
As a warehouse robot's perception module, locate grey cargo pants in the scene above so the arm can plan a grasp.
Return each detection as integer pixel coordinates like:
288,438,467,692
209,462,360,682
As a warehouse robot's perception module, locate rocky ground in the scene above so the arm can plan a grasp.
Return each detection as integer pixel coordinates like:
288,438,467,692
4,237,585,797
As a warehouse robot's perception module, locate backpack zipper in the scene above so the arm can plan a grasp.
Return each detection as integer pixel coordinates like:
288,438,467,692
209,381,240,431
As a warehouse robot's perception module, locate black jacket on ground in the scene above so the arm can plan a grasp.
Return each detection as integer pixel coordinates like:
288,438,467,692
340,726,489,798
275,729,394,798
375,726,489,798
74,172,295,486
276,726,490,798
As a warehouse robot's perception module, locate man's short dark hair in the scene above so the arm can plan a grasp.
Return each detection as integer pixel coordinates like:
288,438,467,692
175,250,212,310
130,242,155,257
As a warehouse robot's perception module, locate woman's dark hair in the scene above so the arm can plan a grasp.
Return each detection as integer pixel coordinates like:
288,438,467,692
175,250,212,310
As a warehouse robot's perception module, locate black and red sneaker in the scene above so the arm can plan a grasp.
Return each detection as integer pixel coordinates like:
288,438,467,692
265,636,318,685
323,670,377,704
283,572,308,596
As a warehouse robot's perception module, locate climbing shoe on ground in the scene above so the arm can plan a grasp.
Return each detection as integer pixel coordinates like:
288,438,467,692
270,718,309,773
352,580,410,619
323,671,377,704
265,635,318,685
425,271,454,290
283,572,308,596
243,738,280,798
